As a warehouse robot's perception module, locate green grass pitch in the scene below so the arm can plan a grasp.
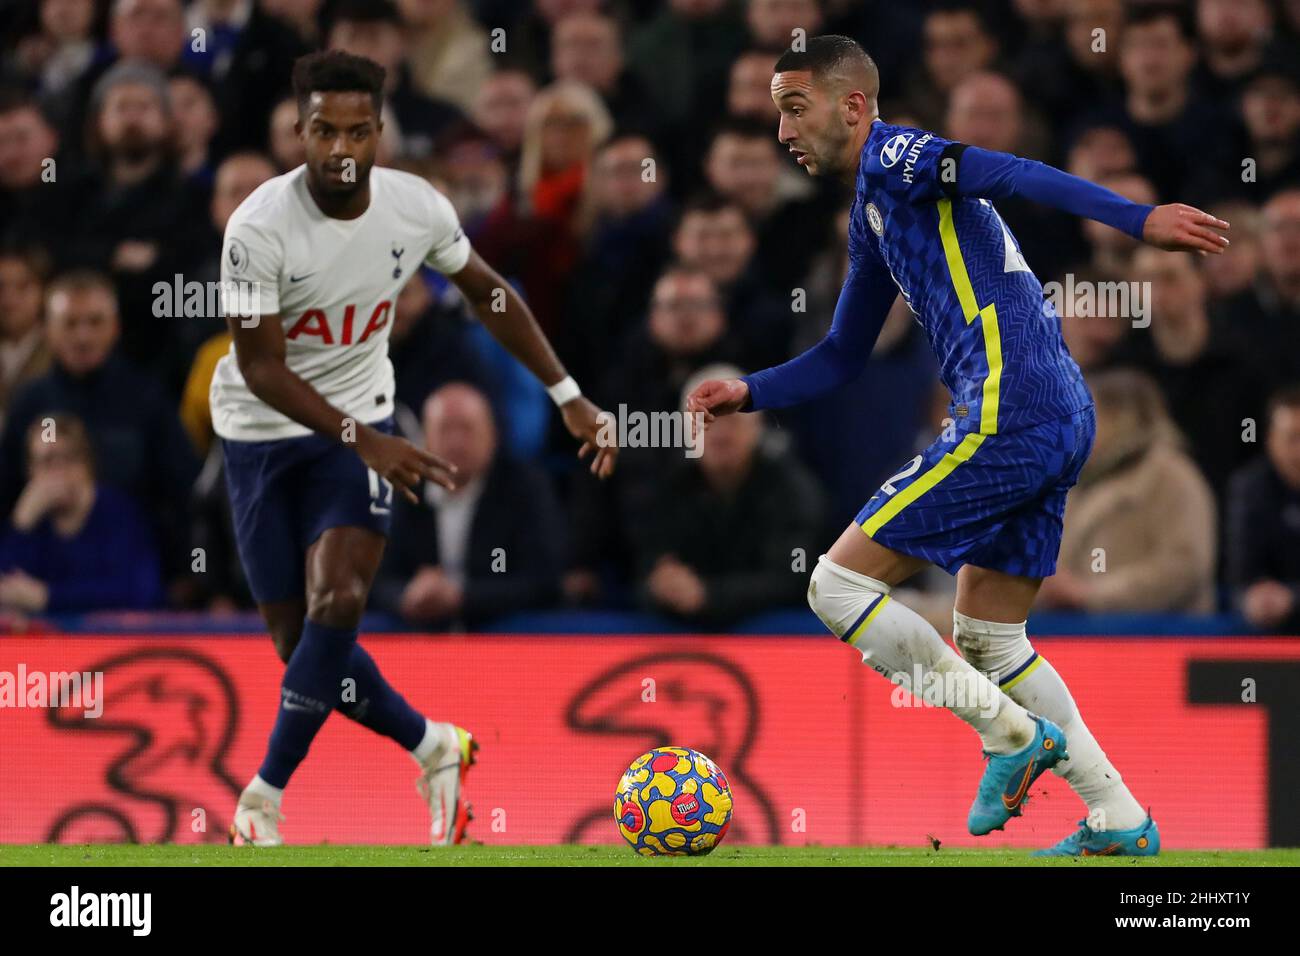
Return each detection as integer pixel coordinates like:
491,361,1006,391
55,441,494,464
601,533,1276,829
3,845,1296,867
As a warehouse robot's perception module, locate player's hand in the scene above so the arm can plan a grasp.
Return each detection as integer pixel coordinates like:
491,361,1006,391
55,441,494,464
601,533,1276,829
355,426,457,503
686,378,749,433
561,396,618,479
1142,204,1230,255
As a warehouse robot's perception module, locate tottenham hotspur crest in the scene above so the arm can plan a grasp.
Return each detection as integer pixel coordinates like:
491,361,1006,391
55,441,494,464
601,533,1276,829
391,242,405,280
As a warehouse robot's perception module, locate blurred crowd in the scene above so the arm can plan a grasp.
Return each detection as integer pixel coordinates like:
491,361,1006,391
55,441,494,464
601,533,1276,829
0,0,1297,633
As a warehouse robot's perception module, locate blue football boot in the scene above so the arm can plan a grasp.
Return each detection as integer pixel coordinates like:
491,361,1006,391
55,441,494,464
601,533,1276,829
968,714,1067,835
1032,813,1161,856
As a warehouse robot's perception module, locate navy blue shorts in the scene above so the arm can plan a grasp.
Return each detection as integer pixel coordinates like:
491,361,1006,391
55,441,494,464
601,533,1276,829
221,418,395,604
855,406,1095,579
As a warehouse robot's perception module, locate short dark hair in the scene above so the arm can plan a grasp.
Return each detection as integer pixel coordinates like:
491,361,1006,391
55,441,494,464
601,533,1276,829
1268,384,1300,421
323,0,402,33
0,244,53,283
292,50,386,116
1125,1,1195,41
707,116,777,151
679,192,748,223
774,34,879,100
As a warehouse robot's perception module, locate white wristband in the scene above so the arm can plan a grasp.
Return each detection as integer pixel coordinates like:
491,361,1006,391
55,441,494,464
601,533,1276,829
547,375,581,406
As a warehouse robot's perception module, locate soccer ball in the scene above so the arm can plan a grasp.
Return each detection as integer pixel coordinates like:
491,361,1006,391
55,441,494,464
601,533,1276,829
614,746,733,856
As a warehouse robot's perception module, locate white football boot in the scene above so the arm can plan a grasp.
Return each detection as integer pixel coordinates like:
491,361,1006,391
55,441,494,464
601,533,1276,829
229,793,285,847
416,724,477,846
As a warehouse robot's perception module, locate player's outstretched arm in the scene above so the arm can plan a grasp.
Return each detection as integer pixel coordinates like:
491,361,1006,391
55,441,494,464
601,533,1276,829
448,250,617,478
689,255,898,421
227,313,457,502
943,145,1230,254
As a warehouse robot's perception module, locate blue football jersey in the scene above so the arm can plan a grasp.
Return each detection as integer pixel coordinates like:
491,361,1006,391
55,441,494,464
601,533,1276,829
848,121,1093,434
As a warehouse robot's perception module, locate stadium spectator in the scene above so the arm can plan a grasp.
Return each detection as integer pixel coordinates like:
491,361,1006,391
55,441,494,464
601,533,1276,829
469,68,536,163
0,248,52,432
1226,386,1300,633
66,60,209,387
1189,56,1300,205
1202,201,1263,302
0,92,84,259
905,2,1000,128
1216,188,1300,391
168,73,219,188
1192,0,1277,108
266,95,305,170
1106,2,1218,202
486,0,602,80
1037,369,1217,614
475,80,612,336
1123,247,1267,497
110,0,185,71
324,0,463,159
427,127,508,237
373,382,564,628
0,413,163,613
0,271,198,591
603,265,740,417
1055,267,1132,372
4,0,106,102
746,0,824,54
560,132,675,389
701,118,826,293
387,271,494,432
262,0,326,44
727,48,781,123
625,0,746,130
394,0,492,114
1065,124,1138,183
669,194,792,370
1015,0,1125,140
551,12,662,138
635,363,824,627
181,0,308,155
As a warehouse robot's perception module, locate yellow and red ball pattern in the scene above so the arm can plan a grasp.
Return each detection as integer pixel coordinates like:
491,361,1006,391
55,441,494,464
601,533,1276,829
614,747,733,856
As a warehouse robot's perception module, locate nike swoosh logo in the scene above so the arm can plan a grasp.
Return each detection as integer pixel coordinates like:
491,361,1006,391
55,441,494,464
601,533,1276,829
282,701,316,712
289,273,315,282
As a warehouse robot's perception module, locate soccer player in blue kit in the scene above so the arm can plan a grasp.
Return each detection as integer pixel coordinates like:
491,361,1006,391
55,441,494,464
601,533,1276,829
688,36,1230,855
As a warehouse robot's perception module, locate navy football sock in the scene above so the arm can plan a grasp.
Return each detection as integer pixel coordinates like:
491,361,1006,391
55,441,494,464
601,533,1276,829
336,643,426,751
257,619,356,788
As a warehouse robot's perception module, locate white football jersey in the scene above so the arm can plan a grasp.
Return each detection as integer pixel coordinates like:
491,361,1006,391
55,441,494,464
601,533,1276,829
211,165,471,441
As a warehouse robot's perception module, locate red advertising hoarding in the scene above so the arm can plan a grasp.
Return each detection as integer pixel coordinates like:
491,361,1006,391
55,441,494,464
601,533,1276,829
1,634,1297,848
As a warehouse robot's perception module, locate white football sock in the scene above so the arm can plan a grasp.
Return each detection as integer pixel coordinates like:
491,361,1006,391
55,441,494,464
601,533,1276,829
245,774,283,805
410,718,452,765
952,610,1147,831
809,556,1036,755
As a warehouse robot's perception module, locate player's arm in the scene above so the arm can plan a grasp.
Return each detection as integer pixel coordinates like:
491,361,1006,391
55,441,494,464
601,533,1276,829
447,250,616,478
935,144,1230,253
227,312,456,502
688,254,898,418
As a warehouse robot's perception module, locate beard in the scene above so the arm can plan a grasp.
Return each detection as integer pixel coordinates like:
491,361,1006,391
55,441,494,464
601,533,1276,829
108,126,165,165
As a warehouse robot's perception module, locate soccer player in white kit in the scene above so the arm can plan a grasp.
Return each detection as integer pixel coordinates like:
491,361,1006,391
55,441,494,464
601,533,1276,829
215,51,616,846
